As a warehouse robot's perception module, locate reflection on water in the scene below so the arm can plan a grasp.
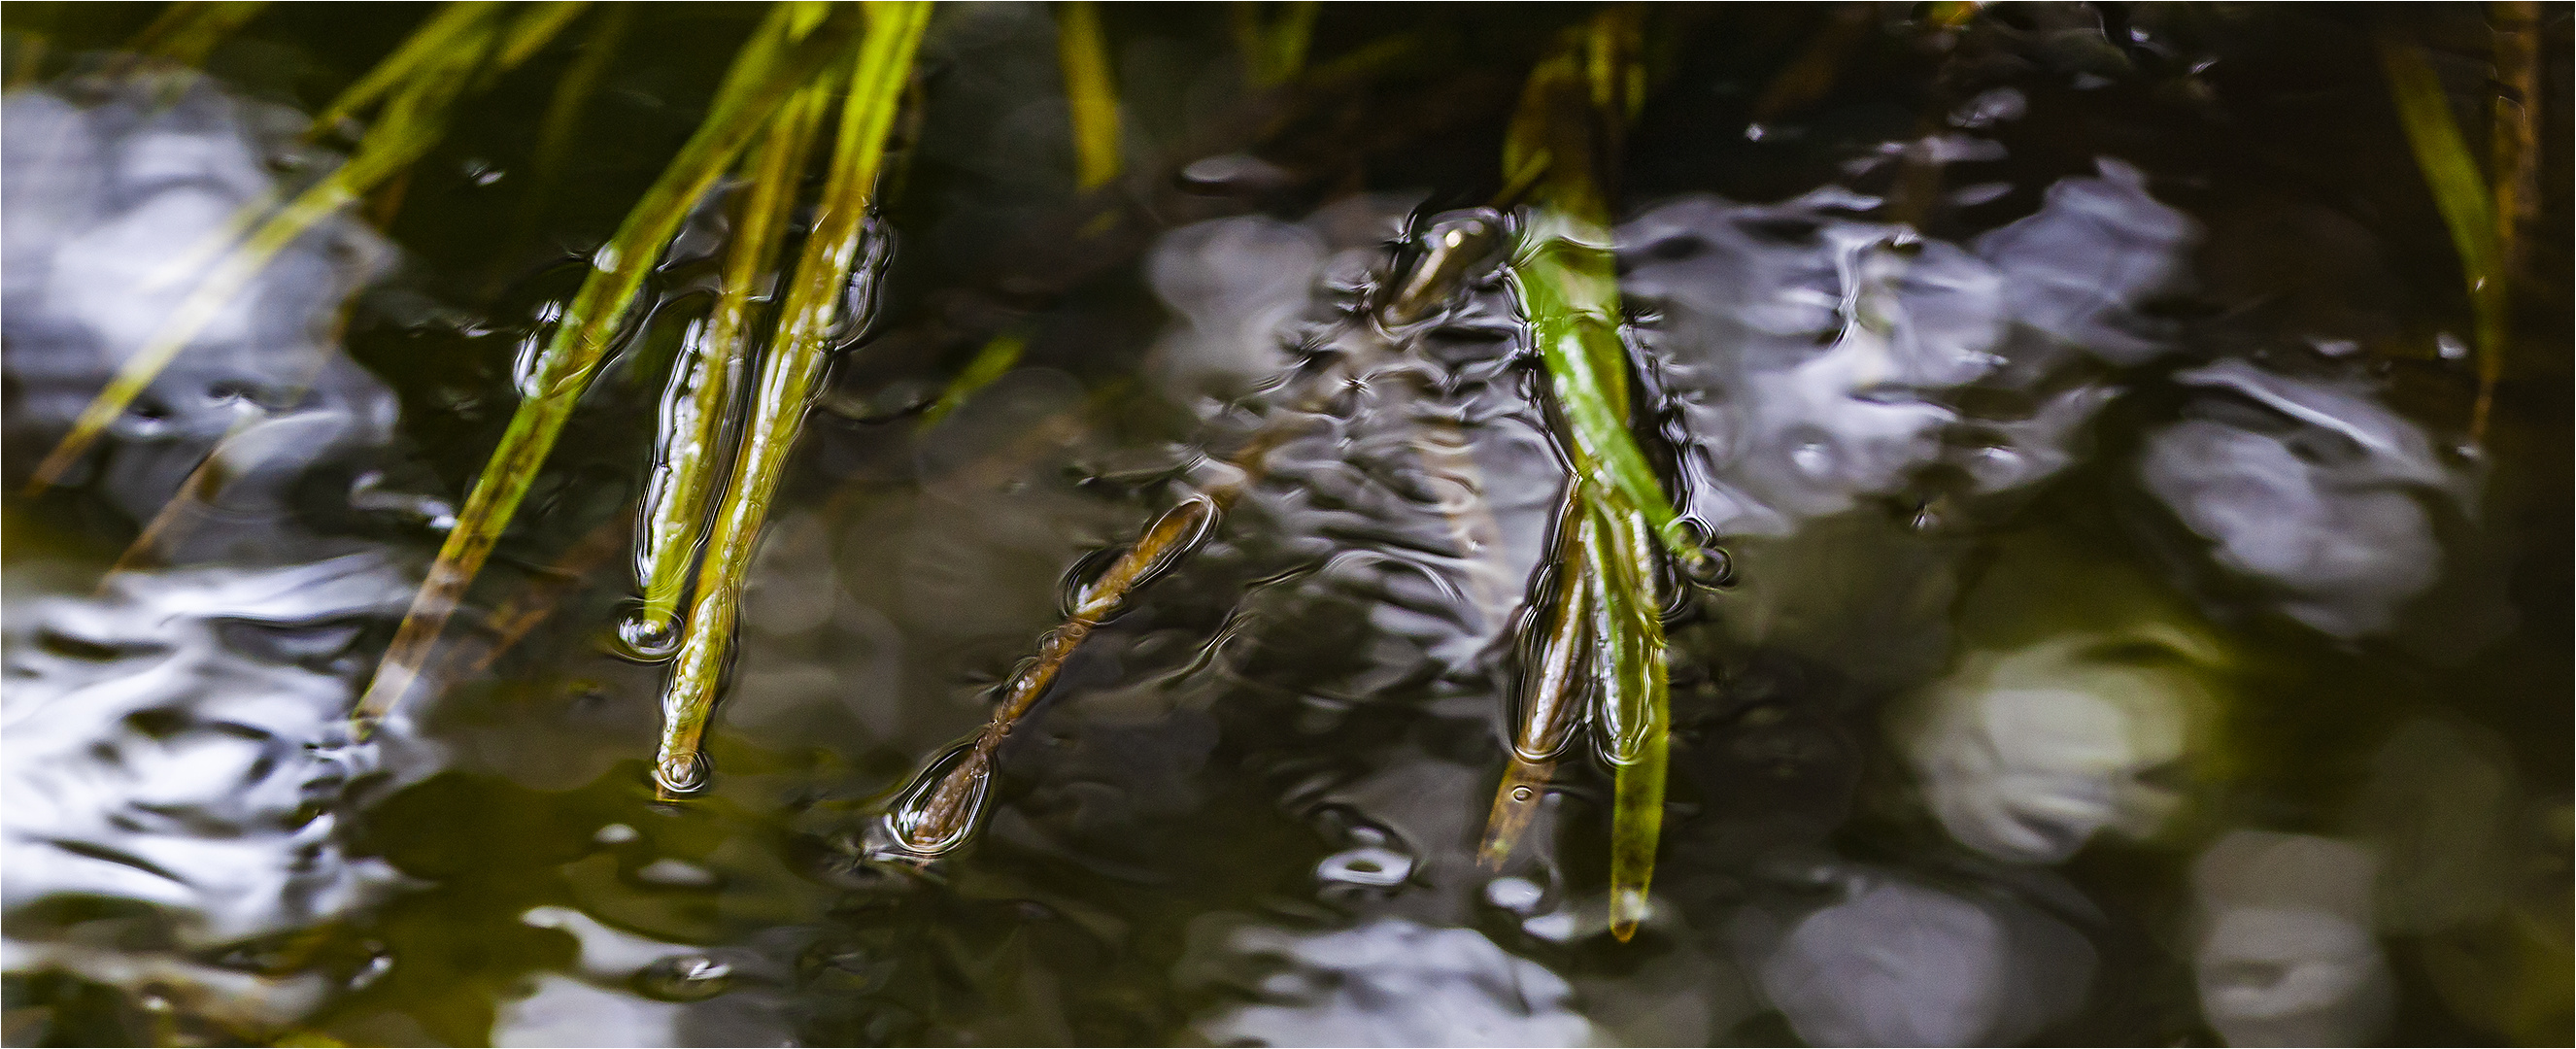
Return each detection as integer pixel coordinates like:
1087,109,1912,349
2,5,2568,1047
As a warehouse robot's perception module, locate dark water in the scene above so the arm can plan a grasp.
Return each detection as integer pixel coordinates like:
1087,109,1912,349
1,4,2568,1046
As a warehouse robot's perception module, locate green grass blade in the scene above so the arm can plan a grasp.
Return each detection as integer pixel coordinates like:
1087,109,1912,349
493,1,590,72
629,79,830,650
1055,0,1121,189
653,0,933,796
508,1,631,244
130,1,270,65
2376,32,2509,441
1230,1,1317,86
354,2,867,728
28,14,501,494
917,331,1028,429
311,2,503,132
1500,10,1678,941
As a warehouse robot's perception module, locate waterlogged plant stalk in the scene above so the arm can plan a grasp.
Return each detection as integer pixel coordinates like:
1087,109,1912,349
653,0,932,798
1478,494,1594,870
1056,0,1121,189
2376,32,2509,444
888,490,1222,852
310,2,506,133
629,82,830,652
355,2,864,728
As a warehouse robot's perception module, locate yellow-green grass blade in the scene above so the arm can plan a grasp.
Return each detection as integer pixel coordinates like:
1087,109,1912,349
27,13,502,494
1587,494,1668,941
310,2,504,132
354,2,867,728
1055,1,1121,189
510,1,633,242
129,1,270,66
629,79,830,652
2376,33,2508,442
1230,1,1318,87
493,1,591,73
652,0,933,797
917,331,1028,430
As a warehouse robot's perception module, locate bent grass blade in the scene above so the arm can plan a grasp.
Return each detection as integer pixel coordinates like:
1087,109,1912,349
355,2,867,729
653,0,934,798
629,80,830,653
1495,9,1682,942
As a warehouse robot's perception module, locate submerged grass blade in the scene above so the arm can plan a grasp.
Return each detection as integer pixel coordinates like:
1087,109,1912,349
492,0,591,73
918,331,1028,430
2376,32,2509,442
1056,1,1121,189
653,0,933,797
355,3,865,728
310,2,503,132
28,13,503,494
1230,1,1318,87
130,0,270,65
629,80,830,651
507,1,632,251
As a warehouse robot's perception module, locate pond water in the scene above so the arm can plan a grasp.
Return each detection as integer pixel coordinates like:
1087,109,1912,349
1,4,2568,1046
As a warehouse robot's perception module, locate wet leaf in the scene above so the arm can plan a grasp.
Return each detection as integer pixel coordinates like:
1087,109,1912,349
653,0,933,797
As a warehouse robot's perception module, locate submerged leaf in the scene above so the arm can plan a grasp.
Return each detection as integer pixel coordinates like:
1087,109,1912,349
653,0,933,797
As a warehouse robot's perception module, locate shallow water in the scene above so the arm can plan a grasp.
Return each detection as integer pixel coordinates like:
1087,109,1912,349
1,4,2568,1047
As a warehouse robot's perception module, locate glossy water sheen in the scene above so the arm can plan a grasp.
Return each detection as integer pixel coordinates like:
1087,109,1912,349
0,5,2568,1047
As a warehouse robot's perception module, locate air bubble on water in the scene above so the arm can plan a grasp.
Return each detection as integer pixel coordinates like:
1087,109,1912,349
879,743,989,857
1484,876,1545,914
615,610,683,661
631,954,734,1002
653,750,710,796
348,949,393,991
635,859,719,889
594,823,640,846
1317,845,1414,889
